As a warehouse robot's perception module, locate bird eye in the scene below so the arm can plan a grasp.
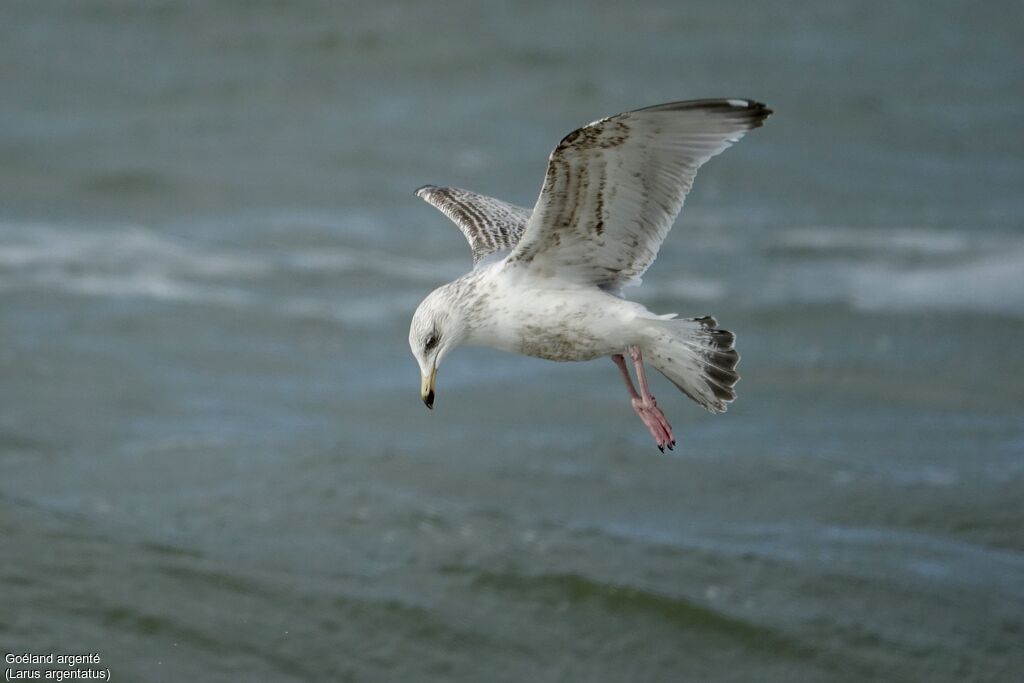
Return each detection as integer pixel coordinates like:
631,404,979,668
425,334,439,351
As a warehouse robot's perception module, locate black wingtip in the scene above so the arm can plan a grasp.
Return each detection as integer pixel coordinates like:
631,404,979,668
717,99,773,128
740,100,773,127
628,98,772,128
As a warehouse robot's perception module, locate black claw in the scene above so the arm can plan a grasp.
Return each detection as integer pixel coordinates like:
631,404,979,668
658,445,665,453
667,442,674,451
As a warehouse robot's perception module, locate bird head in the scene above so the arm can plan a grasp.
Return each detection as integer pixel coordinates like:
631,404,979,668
409,285,467,409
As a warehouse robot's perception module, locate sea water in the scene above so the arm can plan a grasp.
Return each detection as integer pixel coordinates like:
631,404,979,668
1,1,1022,681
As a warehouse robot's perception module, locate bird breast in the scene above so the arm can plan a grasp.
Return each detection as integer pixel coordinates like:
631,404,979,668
466,278,643,362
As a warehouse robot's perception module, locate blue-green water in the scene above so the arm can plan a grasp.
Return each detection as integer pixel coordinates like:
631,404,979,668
2,1,1022,681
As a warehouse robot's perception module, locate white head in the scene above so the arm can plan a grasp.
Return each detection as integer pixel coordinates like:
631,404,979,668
409,284,468,409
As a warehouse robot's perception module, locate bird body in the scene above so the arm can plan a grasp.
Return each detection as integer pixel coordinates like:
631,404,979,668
427,265,649,362
409,99,771,449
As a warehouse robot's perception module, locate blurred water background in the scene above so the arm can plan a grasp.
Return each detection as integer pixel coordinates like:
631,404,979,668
2,1,1023,681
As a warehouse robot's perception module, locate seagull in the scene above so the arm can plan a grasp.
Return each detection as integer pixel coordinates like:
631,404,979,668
409,99,771,450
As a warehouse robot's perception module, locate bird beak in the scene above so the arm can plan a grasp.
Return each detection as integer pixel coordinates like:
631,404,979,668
420,364,436,409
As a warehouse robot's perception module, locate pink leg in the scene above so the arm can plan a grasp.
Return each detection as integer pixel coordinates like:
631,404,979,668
612,353,640,400
612,350,675,452
630,346,676,451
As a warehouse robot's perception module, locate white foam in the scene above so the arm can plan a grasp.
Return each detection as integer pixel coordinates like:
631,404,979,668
777,226,974,254
768,227,1024,316
845,248,1024,314
0,219,462,328
5,219,1022,320
32,271,255,305
0,223,267,278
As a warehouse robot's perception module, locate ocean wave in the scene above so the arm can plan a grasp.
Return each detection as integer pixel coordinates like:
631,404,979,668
759,227,1024,316
444,564,814,653
0,219,459,327
622,226,1024,316
3,219,1022,319
578,520,1024,595
0,223,266,277
0,220,460,283
774,226,977,254
842,248,1024,314
754,245,1024,315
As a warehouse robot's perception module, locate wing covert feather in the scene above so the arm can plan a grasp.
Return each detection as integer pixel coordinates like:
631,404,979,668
505,99,771,289
415,185,531,266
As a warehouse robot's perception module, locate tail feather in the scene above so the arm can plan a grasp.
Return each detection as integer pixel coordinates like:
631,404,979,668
644,316,740,413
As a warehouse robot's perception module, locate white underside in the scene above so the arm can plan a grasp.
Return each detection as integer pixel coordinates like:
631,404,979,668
464,264,666,362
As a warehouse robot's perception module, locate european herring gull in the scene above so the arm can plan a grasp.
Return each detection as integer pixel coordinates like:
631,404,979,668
409,99,771,450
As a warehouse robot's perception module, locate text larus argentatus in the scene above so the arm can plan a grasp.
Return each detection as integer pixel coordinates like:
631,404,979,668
409,99,771,451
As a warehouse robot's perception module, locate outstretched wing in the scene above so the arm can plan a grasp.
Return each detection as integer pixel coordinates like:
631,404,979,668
415,185,531,267
505,99,771,290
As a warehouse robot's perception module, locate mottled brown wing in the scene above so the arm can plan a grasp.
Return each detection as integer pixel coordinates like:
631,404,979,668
415,185,531,267
505,99,771,290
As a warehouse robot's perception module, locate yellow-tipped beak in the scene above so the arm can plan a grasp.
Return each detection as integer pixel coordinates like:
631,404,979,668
420,365,436,409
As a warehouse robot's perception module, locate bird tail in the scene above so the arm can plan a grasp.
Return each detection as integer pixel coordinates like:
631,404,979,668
643,316,739,413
